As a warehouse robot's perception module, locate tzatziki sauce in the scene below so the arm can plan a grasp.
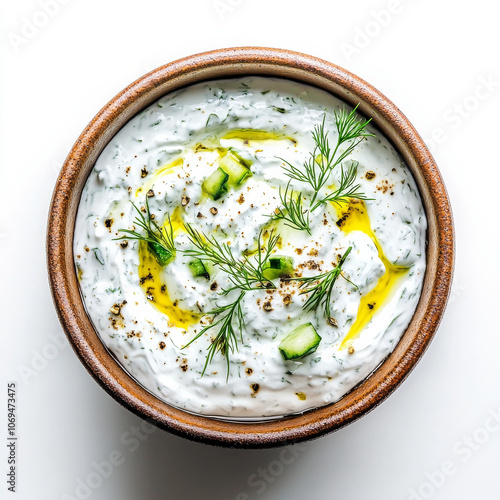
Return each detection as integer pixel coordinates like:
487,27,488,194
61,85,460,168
74,77,427,418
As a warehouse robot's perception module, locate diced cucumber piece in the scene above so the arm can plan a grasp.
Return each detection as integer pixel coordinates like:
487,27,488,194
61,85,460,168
229,149,253,168
148,242,174,266
219,152,251,186
279,323,321,360
188,259,210,280
202,167,229,200
263,255,294,280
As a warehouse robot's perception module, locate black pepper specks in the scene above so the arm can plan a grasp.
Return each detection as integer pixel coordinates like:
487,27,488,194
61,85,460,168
263,301,273,312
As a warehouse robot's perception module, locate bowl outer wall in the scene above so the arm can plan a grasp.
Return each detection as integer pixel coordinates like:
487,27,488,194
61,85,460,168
46,47,454,448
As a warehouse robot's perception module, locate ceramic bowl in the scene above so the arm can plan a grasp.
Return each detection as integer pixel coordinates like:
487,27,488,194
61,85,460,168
47,47,454,448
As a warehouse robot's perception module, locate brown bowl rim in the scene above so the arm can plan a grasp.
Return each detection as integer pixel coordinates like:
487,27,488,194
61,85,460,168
47,46,454,448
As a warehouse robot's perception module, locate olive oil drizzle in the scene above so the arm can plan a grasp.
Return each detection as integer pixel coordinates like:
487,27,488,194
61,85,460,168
137,208,199,329
336,201,408,350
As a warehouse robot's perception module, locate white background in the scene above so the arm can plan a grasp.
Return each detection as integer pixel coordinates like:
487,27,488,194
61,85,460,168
1,1,499,499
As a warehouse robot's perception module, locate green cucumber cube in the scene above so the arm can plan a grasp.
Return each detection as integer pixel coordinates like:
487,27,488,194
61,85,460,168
219,152,252,186
229,149,253,168
279,323,321,360
263,255,294,280
148,242,174,267
188,259,210,280
202,167,229,200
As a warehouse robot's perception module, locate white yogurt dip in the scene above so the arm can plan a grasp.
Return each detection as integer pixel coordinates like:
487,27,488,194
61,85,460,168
74,77,427,418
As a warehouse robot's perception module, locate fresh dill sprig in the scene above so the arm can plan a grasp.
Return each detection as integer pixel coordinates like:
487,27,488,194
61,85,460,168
289,246,353,318
183,291,245,379
184,224,279,294
277,106,374,225
330,105,374,166
182,226,281,376
114,198,175,266
269,181,311,234
311,160,370,210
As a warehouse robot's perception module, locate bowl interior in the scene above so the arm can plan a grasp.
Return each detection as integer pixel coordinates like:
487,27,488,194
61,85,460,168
47,47,454,448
